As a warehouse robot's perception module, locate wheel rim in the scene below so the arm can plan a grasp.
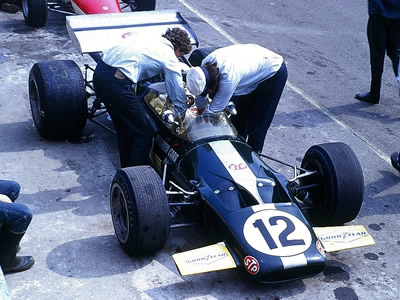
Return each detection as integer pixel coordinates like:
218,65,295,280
22,0,28,17
29,78,42,126
301,158,327,211
111,183,129,243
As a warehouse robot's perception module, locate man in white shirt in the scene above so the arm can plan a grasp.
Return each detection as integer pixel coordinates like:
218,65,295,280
186,44,287,153
93,27,192,167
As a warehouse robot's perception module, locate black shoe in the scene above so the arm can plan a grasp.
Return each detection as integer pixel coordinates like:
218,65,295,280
355,92,379,104
1,256,35,274
391,152,400,173
0,230,34,273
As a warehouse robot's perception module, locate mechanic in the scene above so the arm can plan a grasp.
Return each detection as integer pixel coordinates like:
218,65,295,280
93,27,192,167
355,0,400,104
0,180,34,274
186,44,287,153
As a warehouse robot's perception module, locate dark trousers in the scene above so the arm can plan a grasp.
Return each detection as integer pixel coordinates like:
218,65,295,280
93,60,155,168
230,62,288,153
0,180,32,233
367,15,400,99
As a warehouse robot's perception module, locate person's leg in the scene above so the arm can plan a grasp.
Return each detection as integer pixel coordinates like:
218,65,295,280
385,18,400,80
93,62,155,167
0,203,34,274
230,94,253,141
0,202,32,233
368,15,387,100
246,63,288,153
0,180,20,202
104,86,155,167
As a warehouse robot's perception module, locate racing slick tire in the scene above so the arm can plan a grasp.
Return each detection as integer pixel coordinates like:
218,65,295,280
22,0,48,27
110,166,170,256
29,60,88,139
300,142,364,226
135,0,156,11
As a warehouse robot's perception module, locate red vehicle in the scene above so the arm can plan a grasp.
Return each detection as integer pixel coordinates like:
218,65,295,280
21,0,156,27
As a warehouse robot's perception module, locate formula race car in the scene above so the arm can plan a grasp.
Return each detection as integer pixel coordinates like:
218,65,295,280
27,11,374,283
21,0,156,27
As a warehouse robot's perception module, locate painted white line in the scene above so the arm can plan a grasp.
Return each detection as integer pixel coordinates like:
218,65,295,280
178,0,391,164
178,0,239,45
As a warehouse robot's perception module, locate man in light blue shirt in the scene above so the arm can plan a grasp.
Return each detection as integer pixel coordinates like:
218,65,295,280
93,27,192,167
186,44,287,153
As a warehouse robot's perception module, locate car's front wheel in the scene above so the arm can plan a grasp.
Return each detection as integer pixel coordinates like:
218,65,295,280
300,142,364,226
22,0,48,27
110,166,170,256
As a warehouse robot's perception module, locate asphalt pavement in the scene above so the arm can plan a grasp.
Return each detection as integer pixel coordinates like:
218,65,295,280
1,0,400,299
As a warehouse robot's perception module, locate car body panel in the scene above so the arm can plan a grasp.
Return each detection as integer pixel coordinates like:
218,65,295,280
174,138,326,282
71,0,121,14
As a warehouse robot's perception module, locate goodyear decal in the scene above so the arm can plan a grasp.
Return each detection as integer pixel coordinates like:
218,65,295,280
209,140,263,204
313,225,375,252
172,242,236,276
318,230,368,243
185,251,228,265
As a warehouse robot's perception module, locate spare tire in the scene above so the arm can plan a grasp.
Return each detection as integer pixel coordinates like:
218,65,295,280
300,142,364,226
29,60,88,139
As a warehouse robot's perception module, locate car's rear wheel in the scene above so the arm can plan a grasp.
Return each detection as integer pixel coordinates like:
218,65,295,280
29,60,88,139
135,0,156,11
110,166,170,256
22,0,48,27
300,142,364,226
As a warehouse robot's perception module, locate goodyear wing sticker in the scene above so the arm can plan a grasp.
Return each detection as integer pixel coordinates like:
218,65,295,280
313,225,375,253
172,242,237,276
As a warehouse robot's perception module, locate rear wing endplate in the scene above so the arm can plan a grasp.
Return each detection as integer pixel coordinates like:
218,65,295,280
66,10,199,54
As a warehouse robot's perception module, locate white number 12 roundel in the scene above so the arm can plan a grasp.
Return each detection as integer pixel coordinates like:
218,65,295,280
243,210,312,257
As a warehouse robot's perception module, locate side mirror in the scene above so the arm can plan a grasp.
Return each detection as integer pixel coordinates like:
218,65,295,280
162,109,176,124
225,101,237,116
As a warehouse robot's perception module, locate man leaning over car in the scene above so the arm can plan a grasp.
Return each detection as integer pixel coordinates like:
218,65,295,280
93,27,192,168
186,44,288,153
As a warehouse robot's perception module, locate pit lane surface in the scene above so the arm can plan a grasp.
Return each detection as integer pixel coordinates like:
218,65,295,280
0,0,399,299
